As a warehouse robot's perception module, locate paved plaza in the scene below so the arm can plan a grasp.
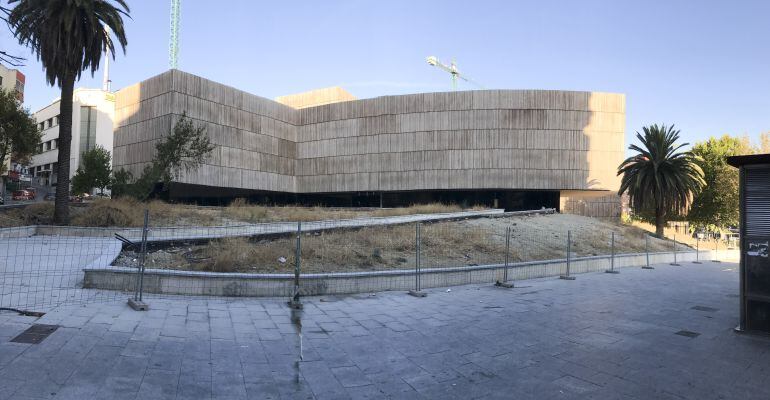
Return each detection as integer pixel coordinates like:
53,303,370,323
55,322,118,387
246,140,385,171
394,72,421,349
0,260,767,399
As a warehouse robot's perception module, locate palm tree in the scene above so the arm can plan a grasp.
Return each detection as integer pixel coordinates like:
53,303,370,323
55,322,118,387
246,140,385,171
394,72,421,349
8,0,128,224
618,124,704,237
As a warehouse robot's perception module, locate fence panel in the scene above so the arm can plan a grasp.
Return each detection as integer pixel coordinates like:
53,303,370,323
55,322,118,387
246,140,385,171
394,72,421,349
0,225,135,313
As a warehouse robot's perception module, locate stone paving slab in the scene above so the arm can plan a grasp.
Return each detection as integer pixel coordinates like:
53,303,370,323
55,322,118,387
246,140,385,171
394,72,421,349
0,260,768,399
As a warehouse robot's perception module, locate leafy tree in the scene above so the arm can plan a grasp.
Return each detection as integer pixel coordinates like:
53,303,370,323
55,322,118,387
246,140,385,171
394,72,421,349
618,124,705,237
8,0,129,224
72,145,112,195
758,132,770,154
0,88,39,197
117,113,215,200
687,135,751,231
110,168,133,198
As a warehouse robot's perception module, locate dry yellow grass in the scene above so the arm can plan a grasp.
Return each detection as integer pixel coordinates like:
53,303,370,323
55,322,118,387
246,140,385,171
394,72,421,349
222,199,469,223
129,213,673,274
0,203,55,227
1,198,482,228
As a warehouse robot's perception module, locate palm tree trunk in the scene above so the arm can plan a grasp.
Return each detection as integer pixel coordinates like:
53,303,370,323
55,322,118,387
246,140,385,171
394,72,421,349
53,74,76,225
655,207,665,238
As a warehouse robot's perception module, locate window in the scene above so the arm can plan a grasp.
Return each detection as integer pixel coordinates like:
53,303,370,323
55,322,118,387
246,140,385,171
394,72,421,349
0,76,3,86
44,141,50,151
79,106,97,164
52,139,57,149
54,115,60,126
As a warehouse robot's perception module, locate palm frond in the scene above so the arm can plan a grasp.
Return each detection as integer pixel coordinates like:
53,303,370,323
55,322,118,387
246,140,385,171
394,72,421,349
617,124,705,216
7,0,129,86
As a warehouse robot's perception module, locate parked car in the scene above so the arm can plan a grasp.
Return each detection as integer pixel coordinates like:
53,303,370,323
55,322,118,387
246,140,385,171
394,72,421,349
68,195,83,203
44,193,55,201
25,187,36,199
12,190,33,201
0,195,4,205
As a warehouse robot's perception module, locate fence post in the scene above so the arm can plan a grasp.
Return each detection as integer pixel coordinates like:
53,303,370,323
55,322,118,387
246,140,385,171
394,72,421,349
642,235,654,269
560,230,576,280
712,236,721,263
693,235,702,264
409,223,426,297
605,231,619,274
670,234,681,266
496,226,514,288
289,221,303,309
128,209,149,311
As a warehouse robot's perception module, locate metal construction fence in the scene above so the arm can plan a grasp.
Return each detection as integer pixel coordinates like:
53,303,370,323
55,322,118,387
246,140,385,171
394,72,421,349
0,209,731,313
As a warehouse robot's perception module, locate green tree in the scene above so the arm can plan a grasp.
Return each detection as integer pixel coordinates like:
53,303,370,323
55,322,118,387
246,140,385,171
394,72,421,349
618,124,705,237
0,88,40,197
8,0,129,224
687,135,751,231
110,168,132,198
72,145,112,195
758,132,770,154
117,113,215,200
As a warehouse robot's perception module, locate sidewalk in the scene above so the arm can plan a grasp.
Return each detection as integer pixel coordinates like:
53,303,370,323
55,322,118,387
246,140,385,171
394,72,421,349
0,260,767,400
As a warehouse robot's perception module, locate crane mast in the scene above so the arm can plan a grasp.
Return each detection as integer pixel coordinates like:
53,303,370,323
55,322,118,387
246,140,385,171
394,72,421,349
170,0,181,69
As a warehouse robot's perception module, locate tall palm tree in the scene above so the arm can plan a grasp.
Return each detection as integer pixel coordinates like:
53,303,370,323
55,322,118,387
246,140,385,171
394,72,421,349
618,124,704,237
8,0,128,224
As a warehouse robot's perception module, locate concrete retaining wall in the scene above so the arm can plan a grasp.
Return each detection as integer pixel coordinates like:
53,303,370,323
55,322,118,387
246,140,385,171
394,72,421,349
0,226,36,238
84,250,721,297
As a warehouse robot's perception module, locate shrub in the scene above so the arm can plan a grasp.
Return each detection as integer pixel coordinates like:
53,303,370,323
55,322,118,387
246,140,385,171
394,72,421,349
19,203,54,225
71,198,135,227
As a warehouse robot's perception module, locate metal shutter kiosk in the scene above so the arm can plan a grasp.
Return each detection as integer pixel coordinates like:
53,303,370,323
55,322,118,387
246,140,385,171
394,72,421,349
728,154,770,333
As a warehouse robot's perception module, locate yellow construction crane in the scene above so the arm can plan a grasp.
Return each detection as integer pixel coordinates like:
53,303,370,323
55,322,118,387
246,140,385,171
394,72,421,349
426,56,484,90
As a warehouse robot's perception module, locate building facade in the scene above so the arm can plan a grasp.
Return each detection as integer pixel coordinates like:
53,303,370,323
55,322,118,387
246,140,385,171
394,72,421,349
114,70,625,218
0,64,25,184
0,63,25,102
30,88,115,188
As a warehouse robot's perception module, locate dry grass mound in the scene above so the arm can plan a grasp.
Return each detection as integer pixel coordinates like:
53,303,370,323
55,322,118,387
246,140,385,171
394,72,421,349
1,198,486,228
0,203,55,226
120,212,677,275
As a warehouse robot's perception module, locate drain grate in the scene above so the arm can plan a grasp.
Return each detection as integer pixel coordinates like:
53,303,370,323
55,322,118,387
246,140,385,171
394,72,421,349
675,330,700,338
691,306,718,312
10,324,59,344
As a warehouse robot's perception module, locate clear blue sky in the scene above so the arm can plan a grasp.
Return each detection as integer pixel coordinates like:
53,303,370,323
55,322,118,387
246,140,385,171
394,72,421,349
2,0,769,152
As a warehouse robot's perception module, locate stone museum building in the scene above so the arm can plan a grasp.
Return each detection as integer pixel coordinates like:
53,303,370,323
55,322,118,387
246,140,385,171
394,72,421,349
113,70,625,218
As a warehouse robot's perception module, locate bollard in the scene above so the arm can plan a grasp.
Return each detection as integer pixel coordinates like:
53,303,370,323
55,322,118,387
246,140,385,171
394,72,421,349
605,232,619,274
560,230,576,280
496,226,514,288
642,235,654,269
693,236,702,264
128,210,150,311
409,223,427,297
670,234,681,266
289,221,303,309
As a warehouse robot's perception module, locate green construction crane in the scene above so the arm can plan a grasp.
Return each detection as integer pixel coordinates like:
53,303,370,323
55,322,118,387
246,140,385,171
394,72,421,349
426,56,484,91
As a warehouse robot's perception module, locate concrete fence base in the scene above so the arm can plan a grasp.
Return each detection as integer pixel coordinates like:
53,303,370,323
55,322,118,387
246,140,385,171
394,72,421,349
83,250,729,297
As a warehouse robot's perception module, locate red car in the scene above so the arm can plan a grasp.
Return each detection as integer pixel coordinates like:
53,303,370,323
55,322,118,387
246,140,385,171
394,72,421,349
11,190,34,201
